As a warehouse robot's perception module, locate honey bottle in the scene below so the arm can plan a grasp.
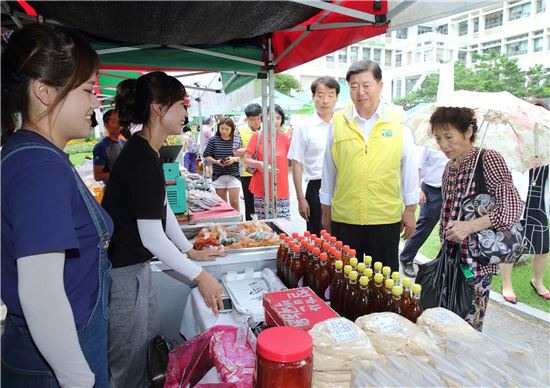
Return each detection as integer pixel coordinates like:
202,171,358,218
338,265,352,316
355,275,370,318
283,242,295,286
391,271,401,287
370,273,385,313
287,245,304,289
356,262,367,276
308,247,321,291
335,240,343,256
303,230,311,243
349,256,358,272
382,266,391,281
390,286,404,316
405,284,423,323
329,236,337,248
373,261,383,275
343,270,359,320
342,245,351,266
276,234,287,280
330,260,345,314
383,279,394,312
302,243,315,287
315,252,331,301
401,277,412,316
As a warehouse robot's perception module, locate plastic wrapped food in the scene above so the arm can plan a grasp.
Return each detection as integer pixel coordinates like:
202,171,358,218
312,370,351,388
416,307,479,345
355,313,436,356
193,221,279,250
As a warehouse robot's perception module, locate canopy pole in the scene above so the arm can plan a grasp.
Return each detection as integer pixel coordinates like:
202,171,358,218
268,36,277,219
261,78,271,218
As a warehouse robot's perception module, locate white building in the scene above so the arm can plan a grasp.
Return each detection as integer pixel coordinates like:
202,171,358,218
286,0,549,102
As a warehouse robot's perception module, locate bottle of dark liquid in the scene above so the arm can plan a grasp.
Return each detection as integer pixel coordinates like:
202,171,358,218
391,271,401,287
370,273,385,313
405,284,423,323
302,243,314,288
401,277,412,317
342,270,359,320
355,275,370,319
303,230,311,243
287,245,303,289
291,232,299,243
308,247,321,292
390,286,404,316
330,260,345,314
329,236,337,248
342,245,351,266
276,234,287,280
364,268,374,290
332,251,342,277
283,242,295,287
322,242,330,255
297,240,309,287
383,279,394,312
338,265,352,315
363,255,372,269
310,234,318,244
315,252,331,301
349,256,358,272
335,240,343,256
314,237,322,250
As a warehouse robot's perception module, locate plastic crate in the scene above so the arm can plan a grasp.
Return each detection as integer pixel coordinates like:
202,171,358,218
163,162,180,180
166,177,186,214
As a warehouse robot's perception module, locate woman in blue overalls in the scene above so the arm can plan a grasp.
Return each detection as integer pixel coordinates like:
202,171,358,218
1,24,112,387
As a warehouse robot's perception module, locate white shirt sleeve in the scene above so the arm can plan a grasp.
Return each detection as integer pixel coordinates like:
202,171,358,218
287,123,305,164
319,122,336,205
137,219,202,281
165,204,193,253
401,125,420,206
18,253,95,388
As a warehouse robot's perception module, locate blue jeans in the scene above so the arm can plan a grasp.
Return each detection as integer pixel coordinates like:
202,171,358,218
184,152,197,173
1,142,112,387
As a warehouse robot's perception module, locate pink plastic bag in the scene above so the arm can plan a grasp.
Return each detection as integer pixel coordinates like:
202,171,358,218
164,325,256,388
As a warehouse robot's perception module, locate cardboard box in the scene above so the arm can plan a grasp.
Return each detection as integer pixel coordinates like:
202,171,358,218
263,287,339,331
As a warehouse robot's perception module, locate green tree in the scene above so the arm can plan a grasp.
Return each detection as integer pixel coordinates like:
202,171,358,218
394,52,549,105
274,74,302,95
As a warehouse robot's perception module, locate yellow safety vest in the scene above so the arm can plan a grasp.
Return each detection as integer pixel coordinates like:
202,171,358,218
331,103,405,225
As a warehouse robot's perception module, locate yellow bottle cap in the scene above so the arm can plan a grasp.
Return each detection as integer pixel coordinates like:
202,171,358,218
364,268,373,278
374,262,383,270
335,260,344,269
412,284,422,293
350,257,358,267
359,276,369,286
357,263,367,273
402,277,412,288
391,272,400,282
385,279,394,289
374,273,384,283
382,266,391,276
349,270,359,281
363,255,372,264
392,285,403,296
344,265,352,274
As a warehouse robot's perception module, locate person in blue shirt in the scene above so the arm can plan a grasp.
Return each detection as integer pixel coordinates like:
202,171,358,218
1,24,112,387
93,109,125,185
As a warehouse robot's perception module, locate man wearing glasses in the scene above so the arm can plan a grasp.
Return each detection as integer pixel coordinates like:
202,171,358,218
319,60,418,272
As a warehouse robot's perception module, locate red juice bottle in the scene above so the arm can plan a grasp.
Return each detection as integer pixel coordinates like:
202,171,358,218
276,234,287,280
287,245,304,289
315,253,331,301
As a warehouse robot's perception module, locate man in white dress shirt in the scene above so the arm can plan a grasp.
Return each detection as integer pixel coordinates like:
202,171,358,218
400,146,448,277
320,60,419,270
288,77,339,235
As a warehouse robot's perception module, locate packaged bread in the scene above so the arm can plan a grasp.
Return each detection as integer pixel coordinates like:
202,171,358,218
416,307,479,344
312,370,351,388
308,317,377,372
355,312,436,356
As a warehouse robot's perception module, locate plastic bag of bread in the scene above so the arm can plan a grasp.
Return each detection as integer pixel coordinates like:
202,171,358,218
308,317,377,372
355,313,436,356
416,307,479,345
312,370,351,388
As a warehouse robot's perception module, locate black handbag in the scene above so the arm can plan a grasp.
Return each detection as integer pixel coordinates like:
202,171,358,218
147,335,172,388
462,150,525,266
416,242,475,318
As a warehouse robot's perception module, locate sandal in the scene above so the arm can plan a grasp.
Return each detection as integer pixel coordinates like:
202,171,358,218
501,286,517,304
530,280,550,300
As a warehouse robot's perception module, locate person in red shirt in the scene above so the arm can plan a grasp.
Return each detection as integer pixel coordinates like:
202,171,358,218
244,105,291,220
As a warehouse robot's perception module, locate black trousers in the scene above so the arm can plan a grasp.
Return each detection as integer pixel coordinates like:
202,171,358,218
241,176,254,221
331,221,401,272
400,182,442,263
305,179,322,235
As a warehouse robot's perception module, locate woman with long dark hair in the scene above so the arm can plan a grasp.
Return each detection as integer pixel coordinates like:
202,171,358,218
1,24,110,387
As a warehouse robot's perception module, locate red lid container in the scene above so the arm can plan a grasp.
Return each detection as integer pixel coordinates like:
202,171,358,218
257,327,313,363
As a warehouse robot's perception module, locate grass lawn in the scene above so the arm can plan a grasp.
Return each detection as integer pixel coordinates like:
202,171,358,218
69,152,92,166
410,211,550,313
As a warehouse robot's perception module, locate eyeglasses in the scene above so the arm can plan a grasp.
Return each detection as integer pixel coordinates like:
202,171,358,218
349,82,375,91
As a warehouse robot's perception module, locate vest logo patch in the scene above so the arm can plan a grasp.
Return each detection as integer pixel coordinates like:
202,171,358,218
381,130,393,137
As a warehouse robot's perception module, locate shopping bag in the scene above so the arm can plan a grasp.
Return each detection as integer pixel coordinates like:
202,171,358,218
148,335,172,388
164,325,256,388
416,243,474,318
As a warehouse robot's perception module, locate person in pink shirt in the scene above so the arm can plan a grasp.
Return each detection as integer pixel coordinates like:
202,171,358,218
244,105,291,220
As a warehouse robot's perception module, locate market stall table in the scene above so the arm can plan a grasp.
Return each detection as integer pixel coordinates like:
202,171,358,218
176,199,242,225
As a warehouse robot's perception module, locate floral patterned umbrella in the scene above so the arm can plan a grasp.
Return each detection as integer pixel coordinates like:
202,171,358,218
405,90,550,172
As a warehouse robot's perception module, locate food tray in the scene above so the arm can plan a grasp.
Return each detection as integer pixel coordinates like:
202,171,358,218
221,268,286,324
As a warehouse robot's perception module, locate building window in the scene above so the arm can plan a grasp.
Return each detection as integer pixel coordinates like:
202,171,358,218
418,25,433,35
362,47,371,59
482,39,501,54
509,3,530,21
506,40,528,56
395,79,402,98
373,48,382,63
338,49,347,63
350,46,359,63
537,0,546,13
458,21,468,36
458,51,467,64
437,41,445,46
473,17,479,33
485,11,503,29
424,49,433,62
534,37,543,52
384,50,392,67
396,28,408,39
414,51,421,63
326,53,334,63
395,52,402,67
405,77,419,94
407,51,412,65
436,24,448,35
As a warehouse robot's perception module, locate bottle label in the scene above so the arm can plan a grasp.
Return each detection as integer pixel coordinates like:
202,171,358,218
324,286,330,300
326,319,361,343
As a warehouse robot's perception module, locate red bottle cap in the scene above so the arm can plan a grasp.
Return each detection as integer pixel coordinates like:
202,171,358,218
297,236,304,242
293,245,301,253
322,242,330,251
329,247,336,254
320,229,327,235
310,234,317,241
307,244,314,252
329,236,337,244
313,247,321,256
257,327,313,363
304,231,311,237
292,232,299,238
315,238,322,246
343,245,350,253
288,242,295,249
349,249,356,257
301,240,308,247
334,251,342,259
320,252,328,261
279,233,286,239
335,241,343,249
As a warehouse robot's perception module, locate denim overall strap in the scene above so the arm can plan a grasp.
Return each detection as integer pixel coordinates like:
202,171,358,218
1,142,111,387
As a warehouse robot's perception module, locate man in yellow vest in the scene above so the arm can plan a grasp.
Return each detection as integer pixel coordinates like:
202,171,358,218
234,103,262,220
320,60,418,271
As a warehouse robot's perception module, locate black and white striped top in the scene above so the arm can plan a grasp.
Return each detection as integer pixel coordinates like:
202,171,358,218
203,135,240,181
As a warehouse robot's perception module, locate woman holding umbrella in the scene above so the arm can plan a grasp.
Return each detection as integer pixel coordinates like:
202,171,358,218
431,107,523,331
